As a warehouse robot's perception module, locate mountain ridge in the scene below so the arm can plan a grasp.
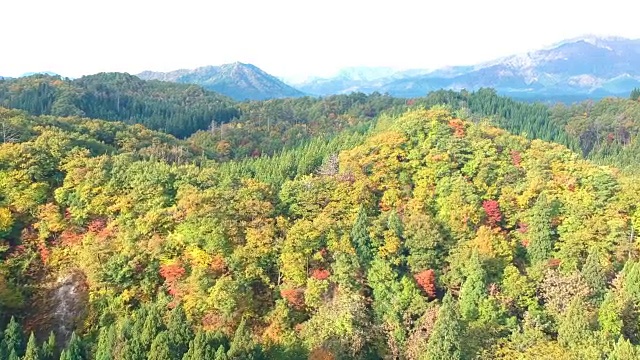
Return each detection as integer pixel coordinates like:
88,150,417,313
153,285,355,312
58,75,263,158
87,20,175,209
292,35,640,99
138,62,305,101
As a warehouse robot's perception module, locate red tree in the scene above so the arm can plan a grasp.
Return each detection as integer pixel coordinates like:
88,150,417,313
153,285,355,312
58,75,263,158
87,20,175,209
414,269,437,299
483,200,502,227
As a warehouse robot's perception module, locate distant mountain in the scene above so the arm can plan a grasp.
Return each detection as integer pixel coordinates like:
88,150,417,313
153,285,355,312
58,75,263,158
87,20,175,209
138,62,304,101
19,71,60,77
293,36,640,100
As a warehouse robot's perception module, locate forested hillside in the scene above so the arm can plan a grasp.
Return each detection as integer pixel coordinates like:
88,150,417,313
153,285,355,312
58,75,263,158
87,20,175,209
2,102,640,359
0,73,239,138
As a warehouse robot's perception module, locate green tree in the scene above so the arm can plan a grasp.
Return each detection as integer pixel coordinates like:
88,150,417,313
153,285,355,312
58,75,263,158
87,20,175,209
95,325,116,360
425,293,463,360
167,305,193,358
609,337,639,360
23,332,40,360
351,205,372,267
459,252,486,321
62,332,84,360
582,247,607,302
182,331,215,360
557,298,593,348
148,332,172,360
40,332,56,360
8,348,19,360
214,345,229,360
4,316,25,357
227,318,258,360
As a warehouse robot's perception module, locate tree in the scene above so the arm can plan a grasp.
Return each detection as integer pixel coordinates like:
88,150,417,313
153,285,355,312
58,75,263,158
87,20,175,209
214,345,229,360
62,332,84,360
4,316,25,357
459,252,486,321
630,88,640,101
41,332,56,360
8,348,19,360
167,305,193,358
351,205,372,267
557,298,593,348
425,293,463,360
148,332,172,360
609,337,639,360
182,331,215,360
95,325,116,360
227,318,258,360
23,332,40,360
582,247,607,301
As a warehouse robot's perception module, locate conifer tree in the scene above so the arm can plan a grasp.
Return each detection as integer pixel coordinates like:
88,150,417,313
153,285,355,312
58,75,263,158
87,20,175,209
459,252,486,321
425,293,463,360
351,205,372,267
95,325,116,360
582,247,607,301
167,305,193,358
141,308,164,351
8,347,19,360
227,318,257,360
4,316,25,357
23,332,40,360
214,345,229,360
63,332,84,360
148,332,172,360
182,331,214,360
527,196,555,265
40,332,56,360
609,337,639,360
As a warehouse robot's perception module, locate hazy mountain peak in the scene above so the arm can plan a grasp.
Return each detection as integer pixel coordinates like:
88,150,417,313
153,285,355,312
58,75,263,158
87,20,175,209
138,63,304,100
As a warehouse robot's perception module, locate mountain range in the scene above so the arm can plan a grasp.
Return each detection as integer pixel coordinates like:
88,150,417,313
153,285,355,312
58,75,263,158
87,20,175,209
137,62,304,101
292,35,640,100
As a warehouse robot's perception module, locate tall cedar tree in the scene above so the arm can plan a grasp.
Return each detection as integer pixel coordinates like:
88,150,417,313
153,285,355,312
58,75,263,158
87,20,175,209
425,293,463,360
23,332,40,360
459,252,487,321
351,205,373,268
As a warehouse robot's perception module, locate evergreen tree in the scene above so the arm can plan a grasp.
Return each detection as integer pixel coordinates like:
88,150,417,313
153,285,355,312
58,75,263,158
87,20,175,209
40,332,56,360
609,337,639,360
557,298,592,348
630,88,640,101
63,332,84,360
95,325,116,360
167,305,193,358
182,331,214,360
527,196,556,264
23,332,40,360
459,252,486,321
4,316,25,357
148,331,172,360
141,308,164,351
227,318,257,360
425,293,463,360
351,205,372,267
599,291,623,340
582,247,607,301
214,345,229,360
8,347,19,360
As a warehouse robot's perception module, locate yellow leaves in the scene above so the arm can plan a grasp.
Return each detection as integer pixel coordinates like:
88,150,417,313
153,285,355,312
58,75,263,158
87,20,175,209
186,246,211,271
0,207,13,233
378,229,402,264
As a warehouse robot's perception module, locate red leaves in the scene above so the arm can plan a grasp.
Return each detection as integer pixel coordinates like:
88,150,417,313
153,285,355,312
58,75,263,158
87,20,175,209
311,268,330,280
280,288,305,309
448,118,466,138
482,200,502,227
160,261,186,296
414,269,437,299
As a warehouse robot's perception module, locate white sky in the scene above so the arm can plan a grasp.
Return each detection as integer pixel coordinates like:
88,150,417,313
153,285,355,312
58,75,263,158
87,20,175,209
2,0,639,80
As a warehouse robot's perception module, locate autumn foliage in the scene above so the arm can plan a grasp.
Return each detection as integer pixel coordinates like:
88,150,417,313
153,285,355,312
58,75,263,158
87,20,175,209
414,269,437,299
482,200,502,227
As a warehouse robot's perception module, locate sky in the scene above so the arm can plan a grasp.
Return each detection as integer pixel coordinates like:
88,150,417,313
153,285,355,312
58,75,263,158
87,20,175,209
2,0,640,81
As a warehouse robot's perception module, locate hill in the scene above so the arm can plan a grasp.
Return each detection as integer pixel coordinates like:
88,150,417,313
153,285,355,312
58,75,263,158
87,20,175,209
294,36,640,100
2,104,640,358
0,73,239,137
138,62,305,101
